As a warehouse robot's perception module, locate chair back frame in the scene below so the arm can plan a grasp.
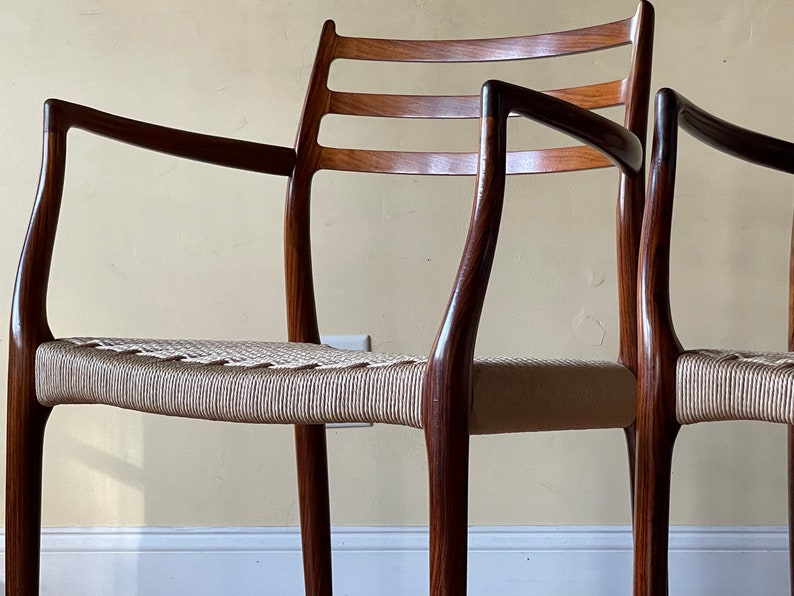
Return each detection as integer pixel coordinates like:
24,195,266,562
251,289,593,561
285,2,655,373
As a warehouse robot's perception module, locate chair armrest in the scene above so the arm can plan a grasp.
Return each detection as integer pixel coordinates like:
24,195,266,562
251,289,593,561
11,99,296,349
481,80,643,176
44,98,296,175
640,88,794,367
425,80,643,413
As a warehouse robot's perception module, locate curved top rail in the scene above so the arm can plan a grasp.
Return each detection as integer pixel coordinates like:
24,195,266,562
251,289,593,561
334,18,633,63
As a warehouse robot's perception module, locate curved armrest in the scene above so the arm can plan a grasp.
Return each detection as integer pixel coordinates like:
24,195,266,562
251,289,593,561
425,80,643,416
641,87,794,365
44,98,296,175
481,80,643,176
662,89,794,176
11,99,296,348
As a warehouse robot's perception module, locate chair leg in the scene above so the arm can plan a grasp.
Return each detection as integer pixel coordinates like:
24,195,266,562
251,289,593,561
624,421,637,517
294,424,333,596
633,412,679,596
788,426,794,594
427,425,469,596
6,375,50,596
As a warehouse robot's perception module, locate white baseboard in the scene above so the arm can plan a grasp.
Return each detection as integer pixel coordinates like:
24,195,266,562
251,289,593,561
1,526,789,595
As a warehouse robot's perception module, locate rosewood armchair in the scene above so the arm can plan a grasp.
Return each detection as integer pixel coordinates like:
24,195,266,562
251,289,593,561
7,3,653,594
634,87,794,595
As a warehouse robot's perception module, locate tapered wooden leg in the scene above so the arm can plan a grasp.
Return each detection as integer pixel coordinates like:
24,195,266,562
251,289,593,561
294,424,333,596
624,421,637,518
427,424,469,596
788,426,794,594
6,371,50,596
633,411,678,596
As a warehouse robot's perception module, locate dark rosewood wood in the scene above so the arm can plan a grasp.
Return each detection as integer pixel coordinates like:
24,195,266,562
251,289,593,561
327,80,626,119
6,120,64,596
785,188,794,596
43,99,296,175
294,424,333,596
320,146,612,176
423,81,642,593
624,421,637,516
618,0,654,377
286,19,337,596
635,87,794,596
790,424,794,594
6,101,295,595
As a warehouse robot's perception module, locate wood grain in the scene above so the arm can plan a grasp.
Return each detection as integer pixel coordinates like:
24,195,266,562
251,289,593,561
44,99,296,175
335,20,633,62
782,179,794,596
327,80,626,119
635,87,794,596
321,146,612,176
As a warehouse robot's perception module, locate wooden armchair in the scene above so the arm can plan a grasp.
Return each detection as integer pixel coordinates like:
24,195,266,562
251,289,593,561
7,3,653,594
634,87,794,595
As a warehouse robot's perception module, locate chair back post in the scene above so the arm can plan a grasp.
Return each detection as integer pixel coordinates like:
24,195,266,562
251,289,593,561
782,213,794,590
282,22,341,596
788,214,794,351
285,20,338,345
618,0,654,374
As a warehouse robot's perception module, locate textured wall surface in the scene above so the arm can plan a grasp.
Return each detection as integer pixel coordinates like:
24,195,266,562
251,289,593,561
1,0,793,527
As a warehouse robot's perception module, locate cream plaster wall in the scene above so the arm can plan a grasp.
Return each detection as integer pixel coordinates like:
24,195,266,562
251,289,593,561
0,0,792,528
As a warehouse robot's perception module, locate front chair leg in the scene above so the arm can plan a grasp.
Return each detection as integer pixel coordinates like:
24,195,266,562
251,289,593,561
633,411,679,596
6,374,51,596
788,425,794,595
294,424,333,596
427,424,470,596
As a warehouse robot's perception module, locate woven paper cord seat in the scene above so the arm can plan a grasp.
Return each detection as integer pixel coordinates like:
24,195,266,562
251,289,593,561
36,337,636,434
676,349,794,425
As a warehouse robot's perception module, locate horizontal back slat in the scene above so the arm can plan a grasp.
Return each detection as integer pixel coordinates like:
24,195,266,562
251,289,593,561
327,80,626,119
321,146,611,176
334,19,632,63
329,93,477,119
543,79,626,110
507,145,611,173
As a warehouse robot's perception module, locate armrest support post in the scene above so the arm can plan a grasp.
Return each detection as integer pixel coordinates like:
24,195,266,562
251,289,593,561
424,80,643,428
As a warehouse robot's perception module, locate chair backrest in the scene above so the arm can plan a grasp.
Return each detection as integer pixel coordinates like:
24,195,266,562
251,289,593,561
286,2,654,372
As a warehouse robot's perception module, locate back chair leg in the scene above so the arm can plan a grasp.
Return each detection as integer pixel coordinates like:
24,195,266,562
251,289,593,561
634,411,679,596
295,424,333,596
427,425,470,596
6,374,50,596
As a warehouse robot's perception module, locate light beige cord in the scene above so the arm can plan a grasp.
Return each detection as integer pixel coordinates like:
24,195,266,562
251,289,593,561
36,337,637,433
677,349,794,425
